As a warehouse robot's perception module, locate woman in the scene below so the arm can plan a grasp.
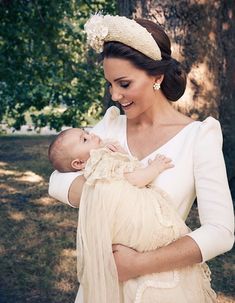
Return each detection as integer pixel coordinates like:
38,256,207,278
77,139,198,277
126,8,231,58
49,14,234,302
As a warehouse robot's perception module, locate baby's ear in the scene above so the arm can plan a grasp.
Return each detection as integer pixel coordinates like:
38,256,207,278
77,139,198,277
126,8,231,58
71,158,86,171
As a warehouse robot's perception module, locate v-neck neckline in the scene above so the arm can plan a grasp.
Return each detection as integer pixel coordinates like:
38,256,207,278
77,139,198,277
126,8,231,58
123,118,199,162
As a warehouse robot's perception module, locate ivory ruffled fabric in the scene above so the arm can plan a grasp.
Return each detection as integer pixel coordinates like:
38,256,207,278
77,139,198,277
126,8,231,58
77,148,217,303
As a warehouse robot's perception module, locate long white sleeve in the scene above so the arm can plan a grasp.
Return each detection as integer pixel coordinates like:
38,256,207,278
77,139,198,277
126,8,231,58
188,117,234,261
48,170,82,207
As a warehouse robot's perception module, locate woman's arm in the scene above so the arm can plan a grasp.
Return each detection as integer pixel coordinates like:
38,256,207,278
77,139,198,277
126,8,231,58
112,235,202,281
48,170,83,207
68,175,86,207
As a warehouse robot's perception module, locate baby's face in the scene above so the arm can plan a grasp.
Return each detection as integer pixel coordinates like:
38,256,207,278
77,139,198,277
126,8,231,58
65,128,102,162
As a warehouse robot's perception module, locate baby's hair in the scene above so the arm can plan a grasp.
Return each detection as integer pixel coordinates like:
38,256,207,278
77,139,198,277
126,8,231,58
48,129,76,173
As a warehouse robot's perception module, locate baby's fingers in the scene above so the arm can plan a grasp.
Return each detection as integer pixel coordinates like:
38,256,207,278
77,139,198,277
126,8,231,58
165,163,175,169
106,144,117,152
154,154,172,163
163,157,173,163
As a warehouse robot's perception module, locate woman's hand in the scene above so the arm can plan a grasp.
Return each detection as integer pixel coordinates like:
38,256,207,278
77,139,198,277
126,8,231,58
112,237,203,283
112,244,142,282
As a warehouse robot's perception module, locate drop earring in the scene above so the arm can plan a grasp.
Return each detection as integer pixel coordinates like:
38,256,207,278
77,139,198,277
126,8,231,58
153,82,161,90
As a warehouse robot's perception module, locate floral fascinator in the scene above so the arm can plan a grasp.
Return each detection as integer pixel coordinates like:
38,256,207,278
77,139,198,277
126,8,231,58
84,13,162,61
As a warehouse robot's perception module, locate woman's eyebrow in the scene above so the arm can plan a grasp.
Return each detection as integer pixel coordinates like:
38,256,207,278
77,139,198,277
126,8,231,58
105,76,128,82
114,76,128,82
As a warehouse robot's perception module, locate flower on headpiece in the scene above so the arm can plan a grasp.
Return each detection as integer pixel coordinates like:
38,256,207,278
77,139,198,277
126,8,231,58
84,13,109,52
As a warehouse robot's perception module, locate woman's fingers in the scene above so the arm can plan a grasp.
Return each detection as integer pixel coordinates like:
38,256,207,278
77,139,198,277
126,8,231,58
112,244,140,282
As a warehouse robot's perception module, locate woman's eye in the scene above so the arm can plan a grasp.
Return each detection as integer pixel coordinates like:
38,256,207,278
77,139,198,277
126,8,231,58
120,82,130,88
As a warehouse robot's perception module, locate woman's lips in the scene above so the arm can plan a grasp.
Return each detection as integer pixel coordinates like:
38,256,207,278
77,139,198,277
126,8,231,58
120,101,133,110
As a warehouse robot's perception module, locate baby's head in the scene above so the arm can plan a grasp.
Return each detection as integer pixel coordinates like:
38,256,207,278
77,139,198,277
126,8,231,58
48,128,102,172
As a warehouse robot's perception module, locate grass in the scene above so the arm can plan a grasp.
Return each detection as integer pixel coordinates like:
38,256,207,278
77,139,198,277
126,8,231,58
0,135,234,303
0,135,78,303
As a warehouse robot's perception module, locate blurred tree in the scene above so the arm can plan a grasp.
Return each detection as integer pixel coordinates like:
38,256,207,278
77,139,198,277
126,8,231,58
0,0,116,130
117,0,235,200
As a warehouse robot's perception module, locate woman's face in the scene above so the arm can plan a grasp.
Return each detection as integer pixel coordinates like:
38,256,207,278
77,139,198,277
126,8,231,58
103,58,157,119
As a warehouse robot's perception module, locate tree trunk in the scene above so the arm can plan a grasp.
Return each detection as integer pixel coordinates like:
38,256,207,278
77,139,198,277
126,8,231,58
117,0,235,201
219,1,235,199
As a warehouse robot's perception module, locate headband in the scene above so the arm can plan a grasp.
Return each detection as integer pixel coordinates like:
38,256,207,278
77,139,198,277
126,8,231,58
84,13,162,61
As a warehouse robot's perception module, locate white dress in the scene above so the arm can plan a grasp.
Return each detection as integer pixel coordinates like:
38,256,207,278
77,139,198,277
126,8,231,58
77,147,216,303
48,107,234,303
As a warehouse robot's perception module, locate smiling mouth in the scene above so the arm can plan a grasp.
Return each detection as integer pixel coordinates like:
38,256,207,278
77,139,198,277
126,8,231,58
120,101,133,109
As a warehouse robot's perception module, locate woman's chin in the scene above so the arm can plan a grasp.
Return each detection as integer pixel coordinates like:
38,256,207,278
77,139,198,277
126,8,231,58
124,111,139,120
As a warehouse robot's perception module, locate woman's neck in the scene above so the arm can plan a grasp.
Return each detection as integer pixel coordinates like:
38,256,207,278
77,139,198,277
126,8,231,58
128,96,176,130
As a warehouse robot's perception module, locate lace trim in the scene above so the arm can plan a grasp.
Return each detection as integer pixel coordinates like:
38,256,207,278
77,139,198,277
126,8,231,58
200,263,212,281
149,185,186,236
134,270,180,303
84,147,140,185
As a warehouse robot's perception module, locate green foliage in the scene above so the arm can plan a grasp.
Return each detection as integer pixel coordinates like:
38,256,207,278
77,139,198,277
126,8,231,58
0,0,117,130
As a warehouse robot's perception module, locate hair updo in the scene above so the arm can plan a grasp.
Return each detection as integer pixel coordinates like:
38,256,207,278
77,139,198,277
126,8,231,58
101,18,186,101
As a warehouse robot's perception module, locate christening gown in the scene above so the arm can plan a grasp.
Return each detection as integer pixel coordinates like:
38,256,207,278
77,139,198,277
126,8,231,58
76,147,217,303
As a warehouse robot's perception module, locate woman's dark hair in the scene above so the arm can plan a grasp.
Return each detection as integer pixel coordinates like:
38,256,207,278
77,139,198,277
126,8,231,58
101,19,186,101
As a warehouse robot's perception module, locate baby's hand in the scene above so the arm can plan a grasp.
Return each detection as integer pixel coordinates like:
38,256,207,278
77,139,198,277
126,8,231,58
148,154,174,174
106,142,127,154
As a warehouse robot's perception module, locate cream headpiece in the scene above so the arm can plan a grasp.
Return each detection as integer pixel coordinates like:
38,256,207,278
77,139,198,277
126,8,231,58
84,13,162,61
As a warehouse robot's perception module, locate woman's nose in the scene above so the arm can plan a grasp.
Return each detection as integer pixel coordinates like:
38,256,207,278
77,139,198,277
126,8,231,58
110,88,123,102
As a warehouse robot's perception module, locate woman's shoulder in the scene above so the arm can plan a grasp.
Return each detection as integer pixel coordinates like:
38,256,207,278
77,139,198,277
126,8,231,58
172,113,223,149
176,111,222,136
196,116,222,138
103,105,123,121
173,110,220,126
92,106,125,139
192,116,223,152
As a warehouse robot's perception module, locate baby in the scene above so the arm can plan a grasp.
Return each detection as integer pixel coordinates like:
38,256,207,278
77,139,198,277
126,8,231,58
48,128,216,303
48,127,174,187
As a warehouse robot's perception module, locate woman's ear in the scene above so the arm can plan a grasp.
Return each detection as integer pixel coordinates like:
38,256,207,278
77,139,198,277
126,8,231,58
71,158,86,171
155,74,164,84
